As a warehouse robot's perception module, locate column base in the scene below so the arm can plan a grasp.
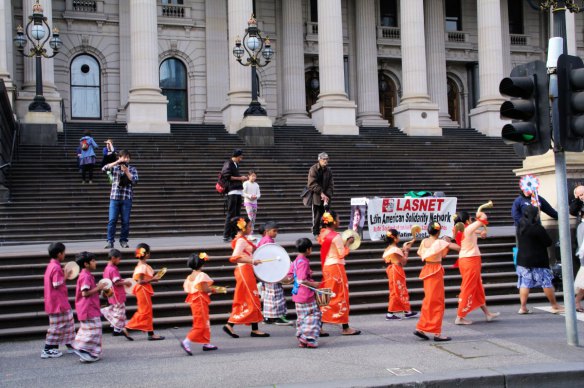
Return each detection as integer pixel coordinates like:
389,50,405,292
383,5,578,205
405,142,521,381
310,99,358,135
469,104,508,137
439,112,459,128
16,93,63,131
19,121,58,146
393,102,441,136
279,114,313,126
126,94,170,133
357,114,389,127
222,100,249,134
204,108,225,125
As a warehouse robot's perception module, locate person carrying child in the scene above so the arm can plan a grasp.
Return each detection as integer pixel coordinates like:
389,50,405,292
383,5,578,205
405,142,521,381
125,243,165,340
243,170,261,236
101,248,134,340
180,252,219,355
286,238,322,348
257,221,292,325
42,242,76,359
223,216,270,338
383,229,418,321
71,252,106,363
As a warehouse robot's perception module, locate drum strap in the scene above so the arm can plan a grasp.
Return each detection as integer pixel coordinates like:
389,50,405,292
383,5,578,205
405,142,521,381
291,261,299,295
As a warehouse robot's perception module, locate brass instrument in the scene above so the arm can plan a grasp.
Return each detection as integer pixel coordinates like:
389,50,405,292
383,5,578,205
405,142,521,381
341,229,361,250
476,200,494,233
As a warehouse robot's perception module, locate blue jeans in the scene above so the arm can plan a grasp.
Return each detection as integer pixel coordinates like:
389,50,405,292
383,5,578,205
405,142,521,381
107,199,132,243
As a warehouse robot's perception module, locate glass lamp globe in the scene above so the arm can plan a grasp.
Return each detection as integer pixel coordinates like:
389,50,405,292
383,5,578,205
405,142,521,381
31,25,45,40
247,37,260,51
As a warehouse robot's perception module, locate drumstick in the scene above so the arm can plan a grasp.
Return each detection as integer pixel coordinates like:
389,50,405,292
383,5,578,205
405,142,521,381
299,283,336,297
255,256,281,263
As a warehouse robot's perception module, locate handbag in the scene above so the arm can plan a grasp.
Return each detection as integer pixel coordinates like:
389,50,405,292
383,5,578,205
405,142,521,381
300,186,313,207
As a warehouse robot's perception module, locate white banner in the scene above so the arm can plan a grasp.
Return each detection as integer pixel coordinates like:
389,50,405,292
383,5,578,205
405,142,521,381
366,197,458,241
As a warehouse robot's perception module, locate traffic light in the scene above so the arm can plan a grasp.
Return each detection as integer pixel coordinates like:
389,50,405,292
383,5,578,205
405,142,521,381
499,60,550,156
557,54,584,152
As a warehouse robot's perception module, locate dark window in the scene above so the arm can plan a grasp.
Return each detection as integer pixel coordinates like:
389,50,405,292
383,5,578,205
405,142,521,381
310,0,318,23
161,0,183,3
508,1,524,34
379,0,398,27
160,58,188,121
445,0,462,32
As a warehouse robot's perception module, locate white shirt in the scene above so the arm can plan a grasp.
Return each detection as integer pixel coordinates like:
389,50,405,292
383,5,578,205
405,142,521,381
243,181,261,204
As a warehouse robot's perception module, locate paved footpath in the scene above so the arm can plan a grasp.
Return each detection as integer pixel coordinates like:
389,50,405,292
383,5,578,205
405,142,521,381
1,304,583,388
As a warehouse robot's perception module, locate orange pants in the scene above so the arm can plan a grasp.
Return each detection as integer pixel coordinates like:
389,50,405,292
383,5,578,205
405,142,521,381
228,264,263,324
186,294,211,344
126,284,154,332
321,264,350,324
456,256,486,318
387,264,411,312
416,263,445,335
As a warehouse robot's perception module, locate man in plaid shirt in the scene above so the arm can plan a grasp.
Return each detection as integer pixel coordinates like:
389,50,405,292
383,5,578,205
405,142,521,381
102,150,138,249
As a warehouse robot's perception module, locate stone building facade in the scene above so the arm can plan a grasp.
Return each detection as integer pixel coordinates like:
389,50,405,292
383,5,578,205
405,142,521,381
1,0,582,136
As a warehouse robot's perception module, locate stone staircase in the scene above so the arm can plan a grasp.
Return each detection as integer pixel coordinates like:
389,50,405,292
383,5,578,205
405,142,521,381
0,123,533,339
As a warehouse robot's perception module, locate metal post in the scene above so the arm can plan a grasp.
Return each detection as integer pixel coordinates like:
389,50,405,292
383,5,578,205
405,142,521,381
550,1,579,346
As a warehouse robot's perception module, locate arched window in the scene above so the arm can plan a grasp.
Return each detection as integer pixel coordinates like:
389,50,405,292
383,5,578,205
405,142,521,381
70,55,101,119
160,58,188,121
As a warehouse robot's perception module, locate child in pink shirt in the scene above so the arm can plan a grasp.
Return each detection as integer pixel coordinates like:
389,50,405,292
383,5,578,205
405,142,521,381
101,248,134,340
72,252,106,363
42,242,76,359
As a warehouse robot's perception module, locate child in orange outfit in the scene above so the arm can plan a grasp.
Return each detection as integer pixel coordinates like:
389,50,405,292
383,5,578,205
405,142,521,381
383,229,418,320
180,252,219,355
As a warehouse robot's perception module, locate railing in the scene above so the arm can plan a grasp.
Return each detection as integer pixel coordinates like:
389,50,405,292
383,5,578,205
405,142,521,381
306,22,318,35
447,31,467,43
157,3,191,19
0,80,18,203
377,26,400,40
510,34,528,46
72,0,97,12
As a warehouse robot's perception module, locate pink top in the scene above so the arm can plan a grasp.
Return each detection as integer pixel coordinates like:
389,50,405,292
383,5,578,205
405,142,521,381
383,246,405,264
103,262,126,304
417,238,450,262
459,220,482,258
133,262,154,280
323,233,346,266
183,271,214,294
43,259,71,314
287,255,316,304
75,269,101,320
257,235,274,247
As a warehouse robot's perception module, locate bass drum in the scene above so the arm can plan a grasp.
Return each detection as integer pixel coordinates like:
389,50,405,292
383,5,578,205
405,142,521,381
252,243,291,283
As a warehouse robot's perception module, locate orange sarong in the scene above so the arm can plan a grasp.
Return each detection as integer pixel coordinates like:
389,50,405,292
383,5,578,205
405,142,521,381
416,263,445,335
126,283,154,332
456,256,486,318
186,293,211,344
321,263,350,324
228,264,263,324
386,264,411,312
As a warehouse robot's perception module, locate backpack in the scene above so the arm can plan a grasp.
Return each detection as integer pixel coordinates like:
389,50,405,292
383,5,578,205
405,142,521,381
80,138,89,151
215,172,228,196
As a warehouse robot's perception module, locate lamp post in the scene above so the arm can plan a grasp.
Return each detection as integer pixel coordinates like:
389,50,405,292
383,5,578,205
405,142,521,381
232,14,274,117
13,0,62,113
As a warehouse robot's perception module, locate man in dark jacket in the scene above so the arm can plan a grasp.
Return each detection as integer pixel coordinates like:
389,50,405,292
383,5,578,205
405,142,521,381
307,152,334,236
222,149,248,241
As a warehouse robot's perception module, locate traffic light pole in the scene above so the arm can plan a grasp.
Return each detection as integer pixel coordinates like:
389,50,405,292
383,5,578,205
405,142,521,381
549,2,579,346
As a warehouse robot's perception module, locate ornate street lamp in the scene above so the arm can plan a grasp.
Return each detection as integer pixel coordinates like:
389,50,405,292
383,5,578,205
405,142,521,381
232,14,274,117
14,0,63,112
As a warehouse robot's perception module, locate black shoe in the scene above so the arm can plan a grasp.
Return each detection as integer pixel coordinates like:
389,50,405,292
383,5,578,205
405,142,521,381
250,331,270,337
104,242,113,249
222,237,230,242
147,334,165,341
223,325,239,338
120,241,129,248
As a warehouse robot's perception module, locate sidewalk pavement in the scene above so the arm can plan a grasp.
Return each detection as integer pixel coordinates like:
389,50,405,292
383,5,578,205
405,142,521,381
1,304,582,387
0,226,517,256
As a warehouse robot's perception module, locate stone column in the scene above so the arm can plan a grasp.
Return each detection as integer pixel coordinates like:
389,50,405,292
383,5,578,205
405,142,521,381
393,0,440,136
0,0,15,107
311,0,357,135
126,0,170,133
222,0,254,133
280,0,311,125
204,0,229,124
355,0,387,127
116,0,131,122
469,0,507,137
500,0,511,76
566,9,577,55
17,0,62,129
424,0,457,128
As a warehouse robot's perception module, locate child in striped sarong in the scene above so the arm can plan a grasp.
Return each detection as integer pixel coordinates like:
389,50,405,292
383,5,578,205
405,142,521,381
101,249,134,340
42,242,76,359
286,238,322,348
72,252,106,363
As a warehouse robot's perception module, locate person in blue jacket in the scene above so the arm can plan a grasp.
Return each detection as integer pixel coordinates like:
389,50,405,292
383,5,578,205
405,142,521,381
78,130,98,184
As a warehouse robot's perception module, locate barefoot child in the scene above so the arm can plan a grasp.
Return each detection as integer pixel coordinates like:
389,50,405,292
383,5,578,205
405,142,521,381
180,252,219,355
42,242,76,359
101,249,134,340
287,238,322,348
72,252,106,363
125,243,165,340
383,229,418,320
